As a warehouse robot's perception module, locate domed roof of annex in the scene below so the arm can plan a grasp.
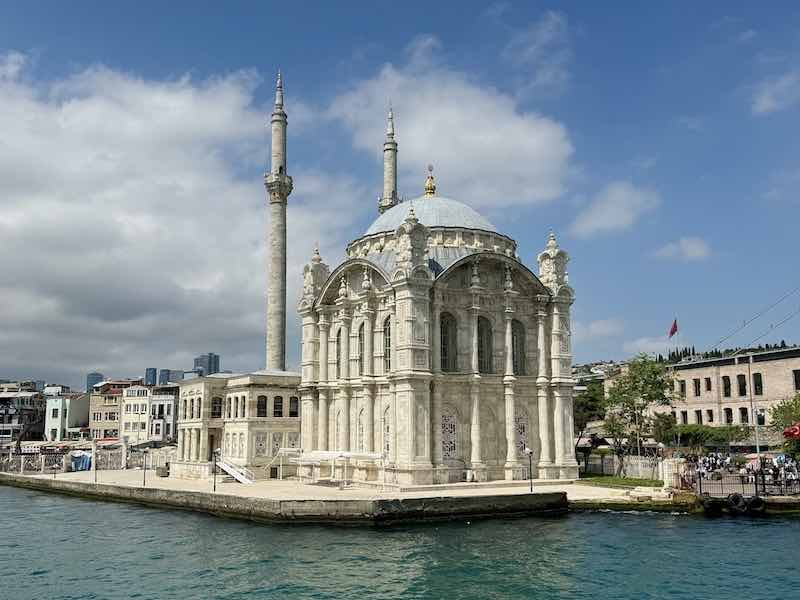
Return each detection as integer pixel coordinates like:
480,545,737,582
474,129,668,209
364,195,497,237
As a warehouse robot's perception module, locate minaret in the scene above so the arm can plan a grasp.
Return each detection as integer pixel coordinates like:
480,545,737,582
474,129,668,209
378,107,398,213
264,71,293,371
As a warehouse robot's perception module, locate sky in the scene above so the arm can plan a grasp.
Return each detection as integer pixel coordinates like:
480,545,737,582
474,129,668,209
1,2,799,390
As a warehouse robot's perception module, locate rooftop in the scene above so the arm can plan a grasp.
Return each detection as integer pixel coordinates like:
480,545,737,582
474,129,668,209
364,195,496,237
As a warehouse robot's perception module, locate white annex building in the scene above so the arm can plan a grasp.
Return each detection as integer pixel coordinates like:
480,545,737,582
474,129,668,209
173,72,579,484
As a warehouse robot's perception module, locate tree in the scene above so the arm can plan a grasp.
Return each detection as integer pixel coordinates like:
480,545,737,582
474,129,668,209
675,425,712,453
573,380,605,452
605,354,676,458
652,412,677,447
769,394,800,457
603,412,629,476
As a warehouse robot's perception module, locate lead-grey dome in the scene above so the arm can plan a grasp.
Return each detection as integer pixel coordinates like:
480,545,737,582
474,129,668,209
364,195,496,236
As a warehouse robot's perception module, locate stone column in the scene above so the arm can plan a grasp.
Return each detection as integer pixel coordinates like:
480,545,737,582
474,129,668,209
536,304,553,475
186,429,194,462
365,385,375,452
194,429,201,462
504,313,518,479
469,382,483,475
340,389,351,451
470,307,479,374
553,388,565,466
199,428,208,463
318,389,329,451
176,428,183,460
364,309,374,376
341,315,351,381
432,303,441,373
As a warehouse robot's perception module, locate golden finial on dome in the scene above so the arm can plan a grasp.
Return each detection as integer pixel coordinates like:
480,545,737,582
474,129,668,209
424,164,436,196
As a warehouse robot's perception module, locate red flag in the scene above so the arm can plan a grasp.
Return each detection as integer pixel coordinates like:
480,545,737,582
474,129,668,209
668,319,678,338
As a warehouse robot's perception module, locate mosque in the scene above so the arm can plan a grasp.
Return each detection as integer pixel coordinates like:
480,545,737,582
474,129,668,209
173,73,579,484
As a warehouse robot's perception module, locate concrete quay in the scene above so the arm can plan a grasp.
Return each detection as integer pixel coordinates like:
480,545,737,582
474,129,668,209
0,471,605,524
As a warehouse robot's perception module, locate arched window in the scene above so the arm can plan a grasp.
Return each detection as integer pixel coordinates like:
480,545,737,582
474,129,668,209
197,398,202,418
257,395,268,417
512,319,526,375
383,316,392,373
211,397,222,419
226,398,232,419
289,397,299,417
182,399,187,420
273,396,284,418
722,376,731,397
440,312,458,372
478,316,493,374
358,322,365,376
336,328,342,380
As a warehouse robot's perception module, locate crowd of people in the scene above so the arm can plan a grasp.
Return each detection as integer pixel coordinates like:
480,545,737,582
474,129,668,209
685,452,799,488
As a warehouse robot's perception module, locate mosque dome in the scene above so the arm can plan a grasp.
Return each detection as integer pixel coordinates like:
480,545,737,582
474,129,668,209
364,195,497,236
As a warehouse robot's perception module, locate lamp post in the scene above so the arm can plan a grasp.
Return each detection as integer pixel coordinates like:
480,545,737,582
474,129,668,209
212,448,220,493
524,447,534,493
142,448,148,488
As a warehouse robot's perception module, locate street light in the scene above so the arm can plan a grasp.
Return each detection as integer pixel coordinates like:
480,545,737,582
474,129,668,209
212,448,220,492
142,448,148,488
524,447,534,493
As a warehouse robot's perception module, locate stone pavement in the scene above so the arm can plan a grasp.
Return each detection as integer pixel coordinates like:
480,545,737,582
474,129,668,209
30,470,632,502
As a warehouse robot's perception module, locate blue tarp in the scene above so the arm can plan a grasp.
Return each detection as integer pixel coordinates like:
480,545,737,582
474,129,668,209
71,452,91,471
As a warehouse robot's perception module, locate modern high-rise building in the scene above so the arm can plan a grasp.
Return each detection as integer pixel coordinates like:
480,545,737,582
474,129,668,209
158,369,184,385
144,368,157,386
193,353,220,376
86,372,104,392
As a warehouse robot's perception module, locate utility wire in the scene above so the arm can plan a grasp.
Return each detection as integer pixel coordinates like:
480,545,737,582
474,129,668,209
732,305,800,356
709,284,800,351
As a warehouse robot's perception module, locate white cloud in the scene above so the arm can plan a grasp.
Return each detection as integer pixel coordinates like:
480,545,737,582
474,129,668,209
502,11,571,94
0,51,368,388
675,115,704,132
569,180,660,238
573,319,624,342
623,336,670,355
327,35,574,209
738,29,757,42
752,70,800,115
654,237,711,261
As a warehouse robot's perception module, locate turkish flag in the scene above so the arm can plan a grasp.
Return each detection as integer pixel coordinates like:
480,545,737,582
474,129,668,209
668,319,678,339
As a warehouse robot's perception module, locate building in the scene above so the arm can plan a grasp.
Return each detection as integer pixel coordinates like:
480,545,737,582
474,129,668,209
144,368,157,386
193,353,220,376
158,369,184,385
86,372,104,393
119,384,179,445
172,73,578,483
149,385,178,443
89,379,142,439
0,381,46,443
297,112,578,485
45,392,90,441
665,346,800,432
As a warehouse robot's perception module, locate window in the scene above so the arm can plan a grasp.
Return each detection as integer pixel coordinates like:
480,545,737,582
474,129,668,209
724,408,733,424
680,411,688,424
140,422,146,431
440,312,458,372
211,397,222,419
512,319,526,375
51,408,58,418
358,322,365,376
289,397,299,417
794,370,800,391
125,404,131,414
737,374,747,397
166,404,171,416
226,398,232,419
706,409,714,423
756,410,766,426
739,407,749,423
753,372,763,396
694,409,702,424
273,396,283,418
92,412,101,421
257,396,268,417
693,379,701,397
197,398,202,417
705,377,712,392
679,380,686,398
477,316,493,374
165,423,171,436
722,376,731,397
124,422,130,432
383,316,392,373
154,423,161,435
336,328,342,380
182,399,187,420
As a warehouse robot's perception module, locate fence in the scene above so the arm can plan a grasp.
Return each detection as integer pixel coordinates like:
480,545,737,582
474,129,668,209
0,445,178,475
581,455,668,480
680,465,800,498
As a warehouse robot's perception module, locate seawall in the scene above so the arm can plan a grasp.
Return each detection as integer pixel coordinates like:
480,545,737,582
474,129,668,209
0,473,567,525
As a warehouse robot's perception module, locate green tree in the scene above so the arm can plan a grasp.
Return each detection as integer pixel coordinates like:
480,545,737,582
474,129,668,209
769,394,800,457
651,412,677,446
573,380,605,451
605,354,675,460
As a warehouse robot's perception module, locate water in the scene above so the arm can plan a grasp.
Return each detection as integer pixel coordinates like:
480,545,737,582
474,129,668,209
2,486,799,600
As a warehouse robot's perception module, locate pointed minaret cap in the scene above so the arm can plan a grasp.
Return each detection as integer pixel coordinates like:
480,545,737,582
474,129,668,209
275,70,284,108
424,164,436,196
386,106,395,138
547,229,558,249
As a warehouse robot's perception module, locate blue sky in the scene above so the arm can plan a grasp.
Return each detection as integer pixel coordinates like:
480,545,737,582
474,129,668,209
1,2,799,389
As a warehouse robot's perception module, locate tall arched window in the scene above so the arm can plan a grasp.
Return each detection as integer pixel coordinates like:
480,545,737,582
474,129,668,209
289,397,299,417
335,328,342,380
358,322,365,376
512,319,526,375
211,397,222,419
478,316,493,374
273,396,284,418
257,395,268,417
383,316,392,373
440,312,458,372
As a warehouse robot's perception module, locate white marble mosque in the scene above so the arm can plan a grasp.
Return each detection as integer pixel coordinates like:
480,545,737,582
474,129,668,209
172,72,579,484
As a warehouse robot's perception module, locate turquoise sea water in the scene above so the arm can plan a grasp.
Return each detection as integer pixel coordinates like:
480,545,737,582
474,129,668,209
2,486,799,600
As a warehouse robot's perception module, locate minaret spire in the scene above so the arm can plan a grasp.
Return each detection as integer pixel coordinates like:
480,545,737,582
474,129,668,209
264,70,293,371
378,106,399,214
